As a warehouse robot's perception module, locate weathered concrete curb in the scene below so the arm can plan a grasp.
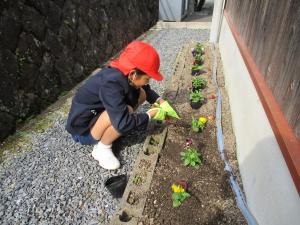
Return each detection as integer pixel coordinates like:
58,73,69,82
110,128,168,225
152,21,211,30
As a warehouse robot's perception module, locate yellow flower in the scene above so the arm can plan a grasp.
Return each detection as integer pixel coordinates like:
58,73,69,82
198,117,207,124
172,184,185,193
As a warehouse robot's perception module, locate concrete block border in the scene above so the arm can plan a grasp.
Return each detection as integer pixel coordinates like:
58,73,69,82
110,127,168,225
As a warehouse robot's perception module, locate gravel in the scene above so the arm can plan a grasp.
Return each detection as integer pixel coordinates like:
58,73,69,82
0,28,209,225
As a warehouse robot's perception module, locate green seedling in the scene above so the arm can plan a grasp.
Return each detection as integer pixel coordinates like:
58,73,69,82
196,43,204,51
194,54,205,63
172,191,191,208
189,90,204,103
133,175,142,185
192,77,206,90
192,43,205,56
180,147,202,168
191,117,204,132
192,64,204,71
191,117,207,132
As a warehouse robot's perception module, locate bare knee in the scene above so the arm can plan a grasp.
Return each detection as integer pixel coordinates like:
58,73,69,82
90,110,112,140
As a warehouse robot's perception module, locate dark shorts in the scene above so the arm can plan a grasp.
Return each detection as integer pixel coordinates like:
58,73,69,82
72,132,98,145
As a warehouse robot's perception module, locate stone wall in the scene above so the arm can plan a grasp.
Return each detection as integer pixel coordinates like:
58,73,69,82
0,0,158,141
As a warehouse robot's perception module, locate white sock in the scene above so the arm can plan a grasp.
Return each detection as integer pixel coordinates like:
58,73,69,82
97,141,112,149
92,141,120,170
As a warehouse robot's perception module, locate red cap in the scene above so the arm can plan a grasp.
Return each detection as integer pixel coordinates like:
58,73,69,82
110,41,163,81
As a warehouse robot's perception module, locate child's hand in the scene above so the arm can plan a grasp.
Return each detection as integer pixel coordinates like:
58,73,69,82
147,108,166,121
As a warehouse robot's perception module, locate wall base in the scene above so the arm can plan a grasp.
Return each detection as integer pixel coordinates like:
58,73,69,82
218,16,300,225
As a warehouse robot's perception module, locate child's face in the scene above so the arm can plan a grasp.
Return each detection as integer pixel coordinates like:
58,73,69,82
128,70,151,88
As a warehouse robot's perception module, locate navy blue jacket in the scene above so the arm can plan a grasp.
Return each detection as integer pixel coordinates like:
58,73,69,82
66,67,160,135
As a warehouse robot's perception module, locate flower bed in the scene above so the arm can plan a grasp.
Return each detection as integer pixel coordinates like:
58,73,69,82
140,43,247,225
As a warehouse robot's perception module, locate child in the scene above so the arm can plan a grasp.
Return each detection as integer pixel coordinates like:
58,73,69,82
66,41,177,170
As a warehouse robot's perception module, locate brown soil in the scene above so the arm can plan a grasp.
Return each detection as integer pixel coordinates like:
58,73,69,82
141,43,247,225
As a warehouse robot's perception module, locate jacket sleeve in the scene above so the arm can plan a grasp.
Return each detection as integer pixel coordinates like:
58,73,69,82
142,84,160,104
99,79,149,135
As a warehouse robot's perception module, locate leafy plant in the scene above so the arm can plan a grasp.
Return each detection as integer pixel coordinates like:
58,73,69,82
189,90,204,103
192,64,204,71
192,77,206,90
196,43,204,51
194,53,205,63
191,117,207,132
133,175,142,185
192,43,205,56
171,184,191,208
180,147,202,168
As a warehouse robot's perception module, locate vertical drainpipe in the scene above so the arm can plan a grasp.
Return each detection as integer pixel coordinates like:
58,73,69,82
210,0,226,43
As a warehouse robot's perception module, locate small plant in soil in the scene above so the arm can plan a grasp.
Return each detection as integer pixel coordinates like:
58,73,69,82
191,64,205,76
189,90,204,103
171,184,191,208
192,77,206,90
133,175,142,186
194,54,205,65
180,147,202,168
189,90,205,109
192,64,204,72
191,117,207,132
195,43,205,52
192,43,205,56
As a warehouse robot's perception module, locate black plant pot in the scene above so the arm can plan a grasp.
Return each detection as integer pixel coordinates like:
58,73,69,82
190,101,202,109
191,70,200,76
105,175,127,198
191,70,206,76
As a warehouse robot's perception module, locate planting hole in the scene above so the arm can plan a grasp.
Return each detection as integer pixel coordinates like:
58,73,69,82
144,146,157,155
127,191,139,205
149,136,159,146
119,210,132,222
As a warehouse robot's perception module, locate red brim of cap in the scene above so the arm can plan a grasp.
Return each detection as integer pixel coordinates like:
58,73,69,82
144,69,164,81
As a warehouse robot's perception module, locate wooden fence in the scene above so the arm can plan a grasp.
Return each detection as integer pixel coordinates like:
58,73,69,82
225,0,300,140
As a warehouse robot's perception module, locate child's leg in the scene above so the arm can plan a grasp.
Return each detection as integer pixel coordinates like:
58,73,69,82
90,106,134,144
91,111,120,144
91,106,134,170
90,89,145,170
91,88,146,143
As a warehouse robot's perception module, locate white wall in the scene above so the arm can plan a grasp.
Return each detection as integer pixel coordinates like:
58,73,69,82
159,0,187,21
218,17,300,225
